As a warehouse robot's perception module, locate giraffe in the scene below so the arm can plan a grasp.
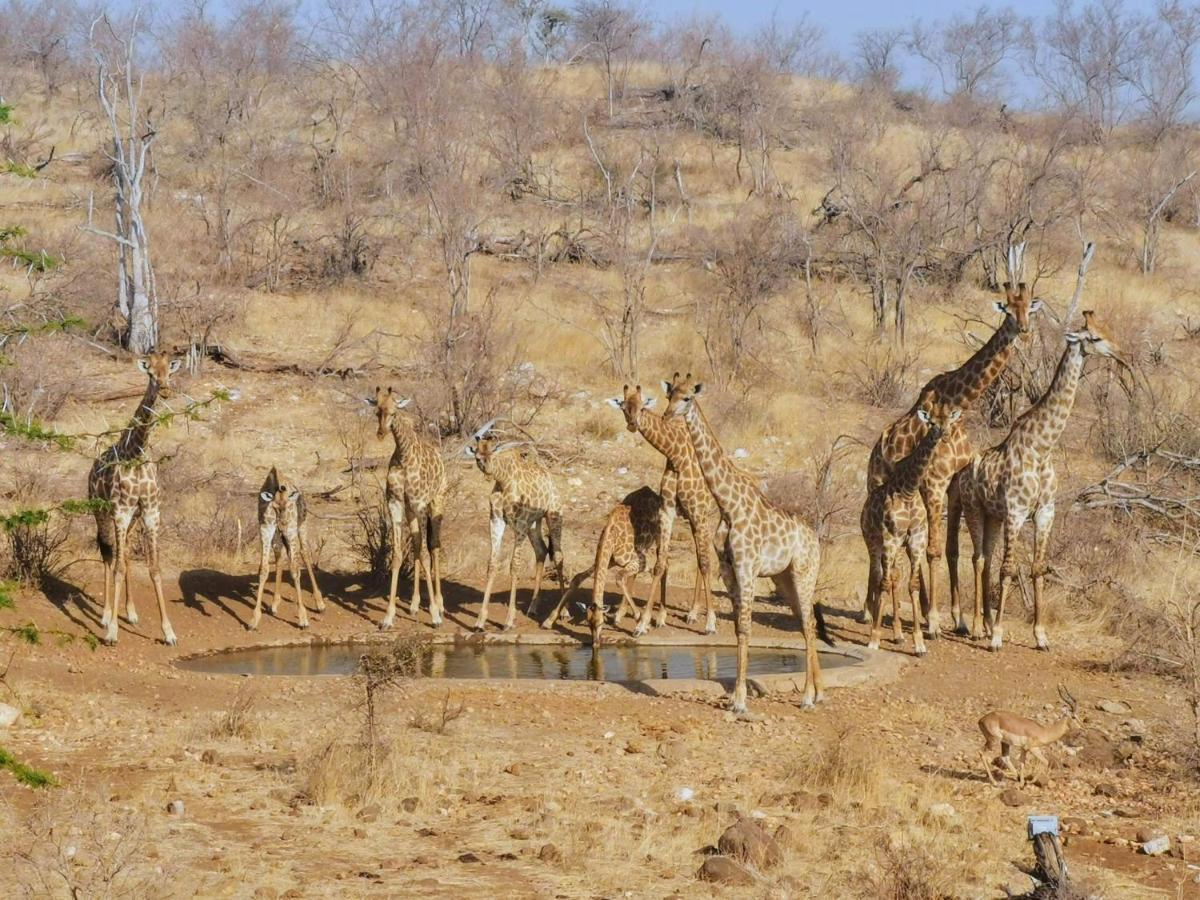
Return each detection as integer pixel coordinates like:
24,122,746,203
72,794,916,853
541,485,662,644
865,284,1042,637
947,312,1124,651
250,467,325,630
467,431,566,631
369,387,447,629
609,381,719,635
87,353,182,646
861,406,962,656
662,376,828,714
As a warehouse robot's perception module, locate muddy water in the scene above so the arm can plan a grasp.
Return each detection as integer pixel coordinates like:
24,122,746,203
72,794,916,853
177,641,861,681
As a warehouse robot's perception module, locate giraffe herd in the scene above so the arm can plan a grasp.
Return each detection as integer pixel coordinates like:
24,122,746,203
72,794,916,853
85,284,1125,715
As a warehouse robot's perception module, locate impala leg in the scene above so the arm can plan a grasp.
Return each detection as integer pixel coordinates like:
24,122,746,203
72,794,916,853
1032,501,1055,651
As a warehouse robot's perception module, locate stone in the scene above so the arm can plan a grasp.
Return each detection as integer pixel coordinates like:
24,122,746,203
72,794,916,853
352,828,367,839
401,797,419,813
356,805,380,823
1096,699,1132,715
718,818,783,870
1094,782,1120,798
773,824,800,853
538,844,561,864
503,762,523,776
0,703,21,728
1143,836,1170,856
1137,827,1168,844
200,749,220,765
457,852,481,864
252,888,278,900
999,788,1029,808
166,800,185,817
697,856,755,886
1061,817,1089,834
657,741,686,764
928,803,956,820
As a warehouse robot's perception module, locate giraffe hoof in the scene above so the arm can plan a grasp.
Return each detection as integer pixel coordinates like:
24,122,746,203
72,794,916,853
99,612,111,628
126,611,139,625
914,646,927,657
472,624,486,633
954,623,970,636
379,619,394,631
1035,642,1051,652
684,611,698,625
299,621,310,630
538,617,554,630
163,632,177,647
797,696,815,710
866,640,880,651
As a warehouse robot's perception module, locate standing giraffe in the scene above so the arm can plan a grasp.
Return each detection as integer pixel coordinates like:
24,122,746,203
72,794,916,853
542,485,663,644
370,387,447,629
609,381,719,635
467,431,566,631
250,467,324,630
866,284,1041,636
88,353,182,646
662,376,828,714
861,406,962,655
947,312,1124,651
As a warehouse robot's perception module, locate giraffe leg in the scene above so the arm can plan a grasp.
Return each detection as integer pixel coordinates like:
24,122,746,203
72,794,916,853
1032,501,1055,651
106,515,134,646
428,500,445,627
990,511,1025,652
286,540,308,629
921,490,945,639
638,500,676,636
866,550,886,651
729,562,756,716
906,542,927,657
690,511,717,634
271,544,283,615
381,499,406,630
141,510,176,647
525,526,549,621
123,564,138,625
503,531,526,631
946,481,964,634
97,523,115,632
250,525,275,631
778,563,823,706
297,532,324,613
976,516,999,641
888,558,903,645
406,508,425,621
473,510,506,632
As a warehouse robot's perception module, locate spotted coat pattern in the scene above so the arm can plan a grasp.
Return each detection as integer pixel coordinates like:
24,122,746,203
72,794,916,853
251,467,324,630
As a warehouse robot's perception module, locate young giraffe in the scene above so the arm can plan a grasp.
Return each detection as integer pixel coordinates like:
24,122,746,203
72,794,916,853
947,312,1124,651
250,467,325,630
370,387,447,629
866,284,1042,636
609,382,719,635
87,353,182,646
467,431,566,631
861,406,962,656
662,376,828,714
542,485,663,645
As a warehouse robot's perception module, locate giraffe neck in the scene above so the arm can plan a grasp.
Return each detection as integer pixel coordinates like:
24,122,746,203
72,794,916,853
679,401,745,516
633,406,681,459
888,427,942,495
940,315,1020,406
115,378,161,459
1010,340,1085,458
388,417,421,462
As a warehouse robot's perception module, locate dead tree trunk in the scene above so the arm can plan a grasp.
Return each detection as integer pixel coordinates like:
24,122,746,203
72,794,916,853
84,11,159,355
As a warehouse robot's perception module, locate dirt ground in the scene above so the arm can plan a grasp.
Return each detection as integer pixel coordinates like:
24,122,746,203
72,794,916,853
2,557,1198,898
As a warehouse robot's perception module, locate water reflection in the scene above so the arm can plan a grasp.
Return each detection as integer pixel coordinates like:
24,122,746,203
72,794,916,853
179,642,854,681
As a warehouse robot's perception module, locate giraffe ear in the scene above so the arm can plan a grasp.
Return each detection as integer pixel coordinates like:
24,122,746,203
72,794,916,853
993,300,1007,314
395,397,411,410
364,396,378,407
136,359,150,374
605,397,623,409
168,359,183,374
1029,298,1044,313
661,380,671,395
1065,332,1082,344
917,408,932,424
693,383,704,395
643,396,656,409
288,489,301,501
260,490,275,502
949,409,962,423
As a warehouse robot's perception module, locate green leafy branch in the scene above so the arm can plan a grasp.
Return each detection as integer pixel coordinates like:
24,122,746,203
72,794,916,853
0,747,55,788
1,498,112,534
0,409,75,450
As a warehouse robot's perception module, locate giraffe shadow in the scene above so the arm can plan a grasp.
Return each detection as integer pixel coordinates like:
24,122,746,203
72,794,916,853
40,573,104,635
179,568,385,629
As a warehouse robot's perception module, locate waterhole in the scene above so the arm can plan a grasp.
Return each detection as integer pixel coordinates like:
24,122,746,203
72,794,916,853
177,641,861,681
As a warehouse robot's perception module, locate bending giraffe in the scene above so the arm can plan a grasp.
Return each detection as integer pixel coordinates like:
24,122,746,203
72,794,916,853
87,353,182,646
866,280,1041,636
609,382,719,634
250,467,324,630
861,406,962,656
467,429,566,631
662,375,831,714
947,312,1125,651
370,387,447,629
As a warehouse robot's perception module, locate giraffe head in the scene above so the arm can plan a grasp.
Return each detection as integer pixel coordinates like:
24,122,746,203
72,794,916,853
368,386,411,438
135,352,183,398
606,384,656,432
660,372,699,421
259,467,299,516
996,282,1043,336
915,404,962,443
1069,310,1125,363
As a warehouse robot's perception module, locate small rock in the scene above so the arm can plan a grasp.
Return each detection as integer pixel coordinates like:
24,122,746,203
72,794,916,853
356,805,380,823
1137,827,1168,844
616,467,628,475
1122,718,1147,735
538,843,561,864
773,824,800,852
1094,782,1120,798
675,787,695,803
457,852,481,864
0,703,21,728
1061,817,1089,834
352,827,367,839
697,856,755,886
1143,836,1171,856
504,763,523,776
718,818,783,870
200,749,219,765
166,800,185,817
999,788,1029,808
624,739,647,755
252,888,278,900
658,741,687,764
1096,699,1132,715
929,803,956,820
732,448,749,459
401,797,419,813
1169,843,1191,862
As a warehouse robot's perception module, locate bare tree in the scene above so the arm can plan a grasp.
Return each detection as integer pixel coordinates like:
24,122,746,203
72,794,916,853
572,0,642,116
853,27,906,91
83,9,161,354
1121,0,1200,141
910,5,1023,101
